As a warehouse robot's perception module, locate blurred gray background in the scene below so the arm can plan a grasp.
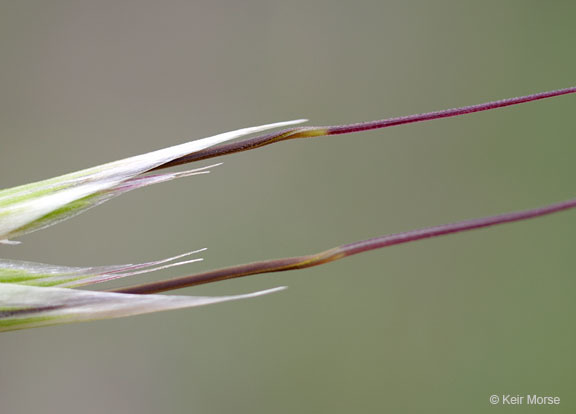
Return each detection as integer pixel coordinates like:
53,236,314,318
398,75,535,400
1,1,575,413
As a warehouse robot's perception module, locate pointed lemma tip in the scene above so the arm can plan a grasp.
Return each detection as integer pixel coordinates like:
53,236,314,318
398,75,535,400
256,286,288,296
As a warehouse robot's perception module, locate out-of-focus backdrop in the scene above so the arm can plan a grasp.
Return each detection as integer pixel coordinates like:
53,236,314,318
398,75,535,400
1,1,574,413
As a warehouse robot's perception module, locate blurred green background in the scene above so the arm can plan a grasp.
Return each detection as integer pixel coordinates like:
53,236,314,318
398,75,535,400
0,1,574,413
